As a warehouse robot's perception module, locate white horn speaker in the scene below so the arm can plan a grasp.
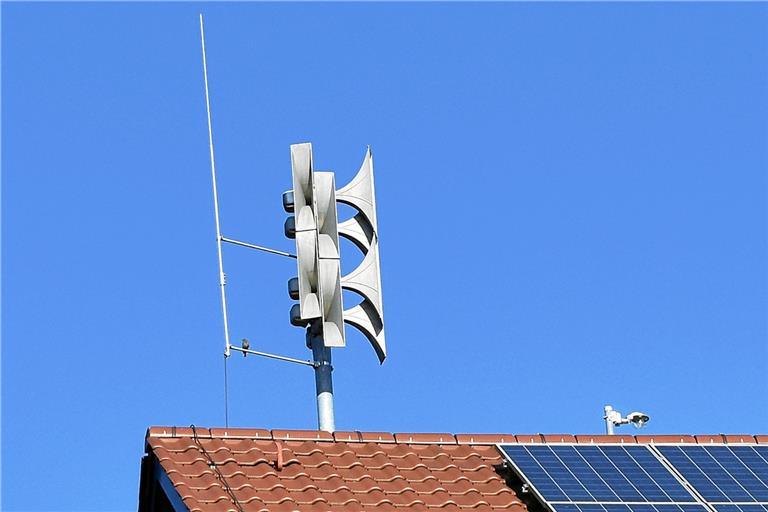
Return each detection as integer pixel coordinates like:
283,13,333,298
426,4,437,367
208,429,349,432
337,147,386,362
336,147,378,232
289,143,320,321
314,172,344,348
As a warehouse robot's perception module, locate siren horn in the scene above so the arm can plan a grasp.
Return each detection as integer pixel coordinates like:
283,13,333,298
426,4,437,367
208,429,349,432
337,147,386,362
284,143,321,324
314,172,345,347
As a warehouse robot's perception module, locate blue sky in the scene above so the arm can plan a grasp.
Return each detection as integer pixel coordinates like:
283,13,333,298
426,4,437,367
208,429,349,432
2,2,767,510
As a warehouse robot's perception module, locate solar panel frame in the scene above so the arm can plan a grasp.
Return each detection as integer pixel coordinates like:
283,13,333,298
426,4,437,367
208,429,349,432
498,443,704,512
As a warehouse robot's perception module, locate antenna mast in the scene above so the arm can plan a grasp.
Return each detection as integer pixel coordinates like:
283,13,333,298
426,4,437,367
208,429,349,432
197,20,386,434
199,14,231,359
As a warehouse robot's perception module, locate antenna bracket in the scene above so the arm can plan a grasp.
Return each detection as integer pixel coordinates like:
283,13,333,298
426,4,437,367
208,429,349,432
229,345,315,368
221,236,296,259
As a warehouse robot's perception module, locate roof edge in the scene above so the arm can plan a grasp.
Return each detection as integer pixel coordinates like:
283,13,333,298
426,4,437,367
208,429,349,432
145,427,768,445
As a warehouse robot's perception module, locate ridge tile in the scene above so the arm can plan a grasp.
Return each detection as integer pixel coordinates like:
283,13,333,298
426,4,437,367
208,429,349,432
394,433,457,445
272,429,335,442
635,434,696,444
575,435,636,444
722,434,758,444
455,434,517,445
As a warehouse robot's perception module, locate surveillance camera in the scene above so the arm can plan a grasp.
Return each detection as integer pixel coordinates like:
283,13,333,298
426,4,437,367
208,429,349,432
627,411,650,428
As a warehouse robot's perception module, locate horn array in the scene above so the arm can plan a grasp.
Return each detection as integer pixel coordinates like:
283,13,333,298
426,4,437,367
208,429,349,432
283,144,386,362
337,148,385,362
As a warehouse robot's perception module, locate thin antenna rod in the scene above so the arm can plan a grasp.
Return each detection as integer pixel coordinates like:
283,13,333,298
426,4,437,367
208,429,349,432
221,236,297,259
199,13,231,358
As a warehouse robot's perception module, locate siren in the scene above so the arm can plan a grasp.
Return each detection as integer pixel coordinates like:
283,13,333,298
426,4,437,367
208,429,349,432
313,172,344,347
285,143,321,322
284,144,386,362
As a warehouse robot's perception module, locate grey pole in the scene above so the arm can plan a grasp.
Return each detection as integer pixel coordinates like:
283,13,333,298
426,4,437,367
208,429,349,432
604,405,615,435
308,326,335,432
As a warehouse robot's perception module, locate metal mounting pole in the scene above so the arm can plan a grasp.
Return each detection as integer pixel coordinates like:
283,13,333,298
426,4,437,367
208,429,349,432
604,405,615,435
308,325,335,433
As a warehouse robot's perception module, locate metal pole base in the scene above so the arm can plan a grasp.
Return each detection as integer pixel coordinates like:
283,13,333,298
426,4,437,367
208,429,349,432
308,327,335,433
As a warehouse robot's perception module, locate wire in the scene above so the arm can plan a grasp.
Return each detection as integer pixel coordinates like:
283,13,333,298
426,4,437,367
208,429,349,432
190,424,244,512
223,354,229,428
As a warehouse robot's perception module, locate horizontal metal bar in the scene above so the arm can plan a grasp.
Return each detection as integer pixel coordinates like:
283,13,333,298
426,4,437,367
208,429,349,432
221,236,296,259
229,345,315,367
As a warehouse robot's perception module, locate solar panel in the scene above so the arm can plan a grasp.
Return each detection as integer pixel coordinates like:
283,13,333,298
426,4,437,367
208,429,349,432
499,445,702,509
499,444,768,512
712,506,768,512
656,446,768,506
551,505,709,512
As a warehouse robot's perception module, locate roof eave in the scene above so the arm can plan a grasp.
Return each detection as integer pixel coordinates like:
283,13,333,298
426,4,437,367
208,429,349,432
137,453,188,512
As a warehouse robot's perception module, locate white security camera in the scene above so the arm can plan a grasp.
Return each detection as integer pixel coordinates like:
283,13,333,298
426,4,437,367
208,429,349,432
603,405,650,434
626,412,650,428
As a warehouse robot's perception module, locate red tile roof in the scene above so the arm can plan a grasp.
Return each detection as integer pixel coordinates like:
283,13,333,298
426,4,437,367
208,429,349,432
138,427,768,512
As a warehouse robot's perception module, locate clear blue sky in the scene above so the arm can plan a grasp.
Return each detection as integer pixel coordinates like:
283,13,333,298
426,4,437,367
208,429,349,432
2,2,767,510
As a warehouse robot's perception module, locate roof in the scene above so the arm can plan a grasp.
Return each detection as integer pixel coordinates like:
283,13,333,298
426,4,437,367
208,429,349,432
138,427,768,512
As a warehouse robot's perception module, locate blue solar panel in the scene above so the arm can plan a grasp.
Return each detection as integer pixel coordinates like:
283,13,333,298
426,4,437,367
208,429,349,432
551,505,709,512
713,506,768,512
500,445,700,505
499,443,768,512
656,446,768,505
